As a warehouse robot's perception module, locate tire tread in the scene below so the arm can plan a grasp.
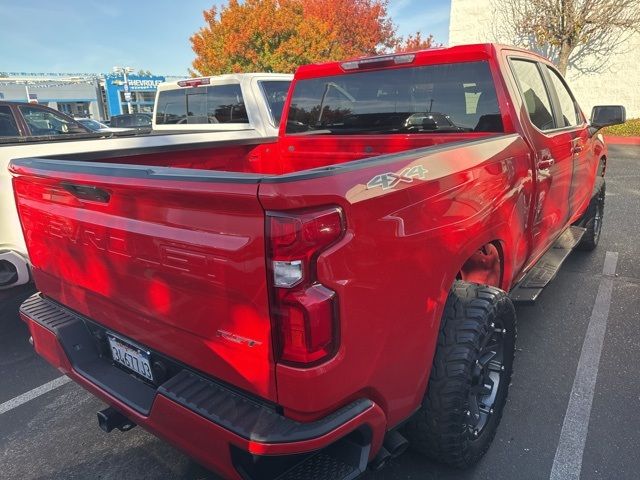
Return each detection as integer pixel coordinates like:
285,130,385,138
404,281,516,468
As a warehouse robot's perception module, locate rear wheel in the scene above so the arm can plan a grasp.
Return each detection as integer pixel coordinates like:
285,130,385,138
577,180,605,251
404,281,516,468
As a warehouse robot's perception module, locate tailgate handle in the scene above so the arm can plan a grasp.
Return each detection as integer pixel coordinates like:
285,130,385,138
61,183,111,203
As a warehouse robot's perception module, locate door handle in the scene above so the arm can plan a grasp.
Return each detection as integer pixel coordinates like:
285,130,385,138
537,156,555,170
61,183,111,203
572,145,584,154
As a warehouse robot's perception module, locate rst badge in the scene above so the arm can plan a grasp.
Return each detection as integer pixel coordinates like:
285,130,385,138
366,165,428,190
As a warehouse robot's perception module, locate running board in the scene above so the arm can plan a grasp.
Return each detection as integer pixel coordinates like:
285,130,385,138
275,438,367,480
510,226,586,303
231,429,370,480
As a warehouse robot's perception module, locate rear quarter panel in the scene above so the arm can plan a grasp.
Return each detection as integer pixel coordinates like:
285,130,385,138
259,134,533,425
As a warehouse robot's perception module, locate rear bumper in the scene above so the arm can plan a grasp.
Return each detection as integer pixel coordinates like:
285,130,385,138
20,293,386,480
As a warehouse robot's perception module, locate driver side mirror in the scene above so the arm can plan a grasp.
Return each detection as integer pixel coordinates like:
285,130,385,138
590,105,626,129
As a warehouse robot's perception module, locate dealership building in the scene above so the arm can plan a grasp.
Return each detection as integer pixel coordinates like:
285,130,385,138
0,72,172,121
103,74,165,117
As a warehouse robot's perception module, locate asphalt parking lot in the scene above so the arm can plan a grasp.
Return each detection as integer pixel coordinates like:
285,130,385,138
1,144,639,480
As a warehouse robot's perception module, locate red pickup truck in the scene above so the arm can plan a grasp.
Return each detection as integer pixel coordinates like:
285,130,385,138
12,44,625,479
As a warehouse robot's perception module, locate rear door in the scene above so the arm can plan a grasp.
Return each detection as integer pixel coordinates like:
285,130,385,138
11,159,277,401
509,58,575,260
543,65,595,218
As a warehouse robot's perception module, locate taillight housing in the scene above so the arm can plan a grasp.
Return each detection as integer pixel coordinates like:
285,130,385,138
267,207,345,365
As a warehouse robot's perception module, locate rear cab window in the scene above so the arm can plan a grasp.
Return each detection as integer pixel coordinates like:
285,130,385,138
285,61,504,135
156,84,249,125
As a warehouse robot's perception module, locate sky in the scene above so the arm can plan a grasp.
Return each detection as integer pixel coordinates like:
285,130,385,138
0,0,451,76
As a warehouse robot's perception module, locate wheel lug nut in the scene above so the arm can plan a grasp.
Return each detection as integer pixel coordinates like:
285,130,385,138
490,408,494,414
473,430,479,437
501,366,505,371
466,410,471,416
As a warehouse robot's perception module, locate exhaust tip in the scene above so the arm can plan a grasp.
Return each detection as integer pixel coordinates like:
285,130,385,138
383,430,409,459
369,446,391,471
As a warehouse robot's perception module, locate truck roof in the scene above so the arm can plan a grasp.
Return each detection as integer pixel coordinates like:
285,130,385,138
156,72,293,91
293,43,551,80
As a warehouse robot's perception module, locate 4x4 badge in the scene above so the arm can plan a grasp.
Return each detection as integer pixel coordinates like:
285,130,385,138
366,165,428,190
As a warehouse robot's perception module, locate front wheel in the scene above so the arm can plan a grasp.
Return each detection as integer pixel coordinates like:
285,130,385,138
404,281,517,468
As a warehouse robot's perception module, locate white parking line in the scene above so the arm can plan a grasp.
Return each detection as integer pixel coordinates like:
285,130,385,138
549,251,618,480
0,376,71,415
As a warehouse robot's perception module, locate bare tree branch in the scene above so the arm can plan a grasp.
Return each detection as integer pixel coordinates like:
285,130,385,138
490,0,640,74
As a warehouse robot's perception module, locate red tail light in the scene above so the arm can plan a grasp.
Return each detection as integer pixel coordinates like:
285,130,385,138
267,207,345,365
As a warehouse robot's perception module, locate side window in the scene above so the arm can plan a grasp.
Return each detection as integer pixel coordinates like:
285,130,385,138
511,60,555,131
133,114,152,127
259,80,291,126
546,67,581,127
19,105,80,136
0,106,20,136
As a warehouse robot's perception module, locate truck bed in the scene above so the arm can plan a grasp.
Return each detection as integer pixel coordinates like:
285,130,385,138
19,132,498,174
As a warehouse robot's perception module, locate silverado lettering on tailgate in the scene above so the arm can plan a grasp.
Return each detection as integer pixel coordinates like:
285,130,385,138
21,207,225,284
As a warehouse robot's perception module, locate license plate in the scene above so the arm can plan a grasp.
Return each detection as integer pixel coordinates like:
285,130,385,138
108,335,154,382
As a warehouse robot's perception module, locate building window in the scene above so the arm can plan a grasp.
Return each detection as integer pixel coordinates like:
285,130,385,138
58,102,90,118
119,90,156,114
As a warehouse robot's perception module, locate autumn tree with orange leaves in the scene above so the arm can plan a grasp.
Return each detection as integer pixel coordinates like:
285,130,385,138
190,0,436,75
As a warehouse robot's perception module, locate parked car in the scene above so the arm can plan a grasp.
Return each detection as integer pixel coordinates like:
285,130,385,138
109,113,152,129
12,44,625,480
0,101,91,138
74,117,132,133
153,73,293,137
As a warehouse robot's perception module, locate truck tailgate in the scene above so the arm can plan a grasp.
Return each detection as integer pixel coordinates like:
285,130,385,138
11,159,276,401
